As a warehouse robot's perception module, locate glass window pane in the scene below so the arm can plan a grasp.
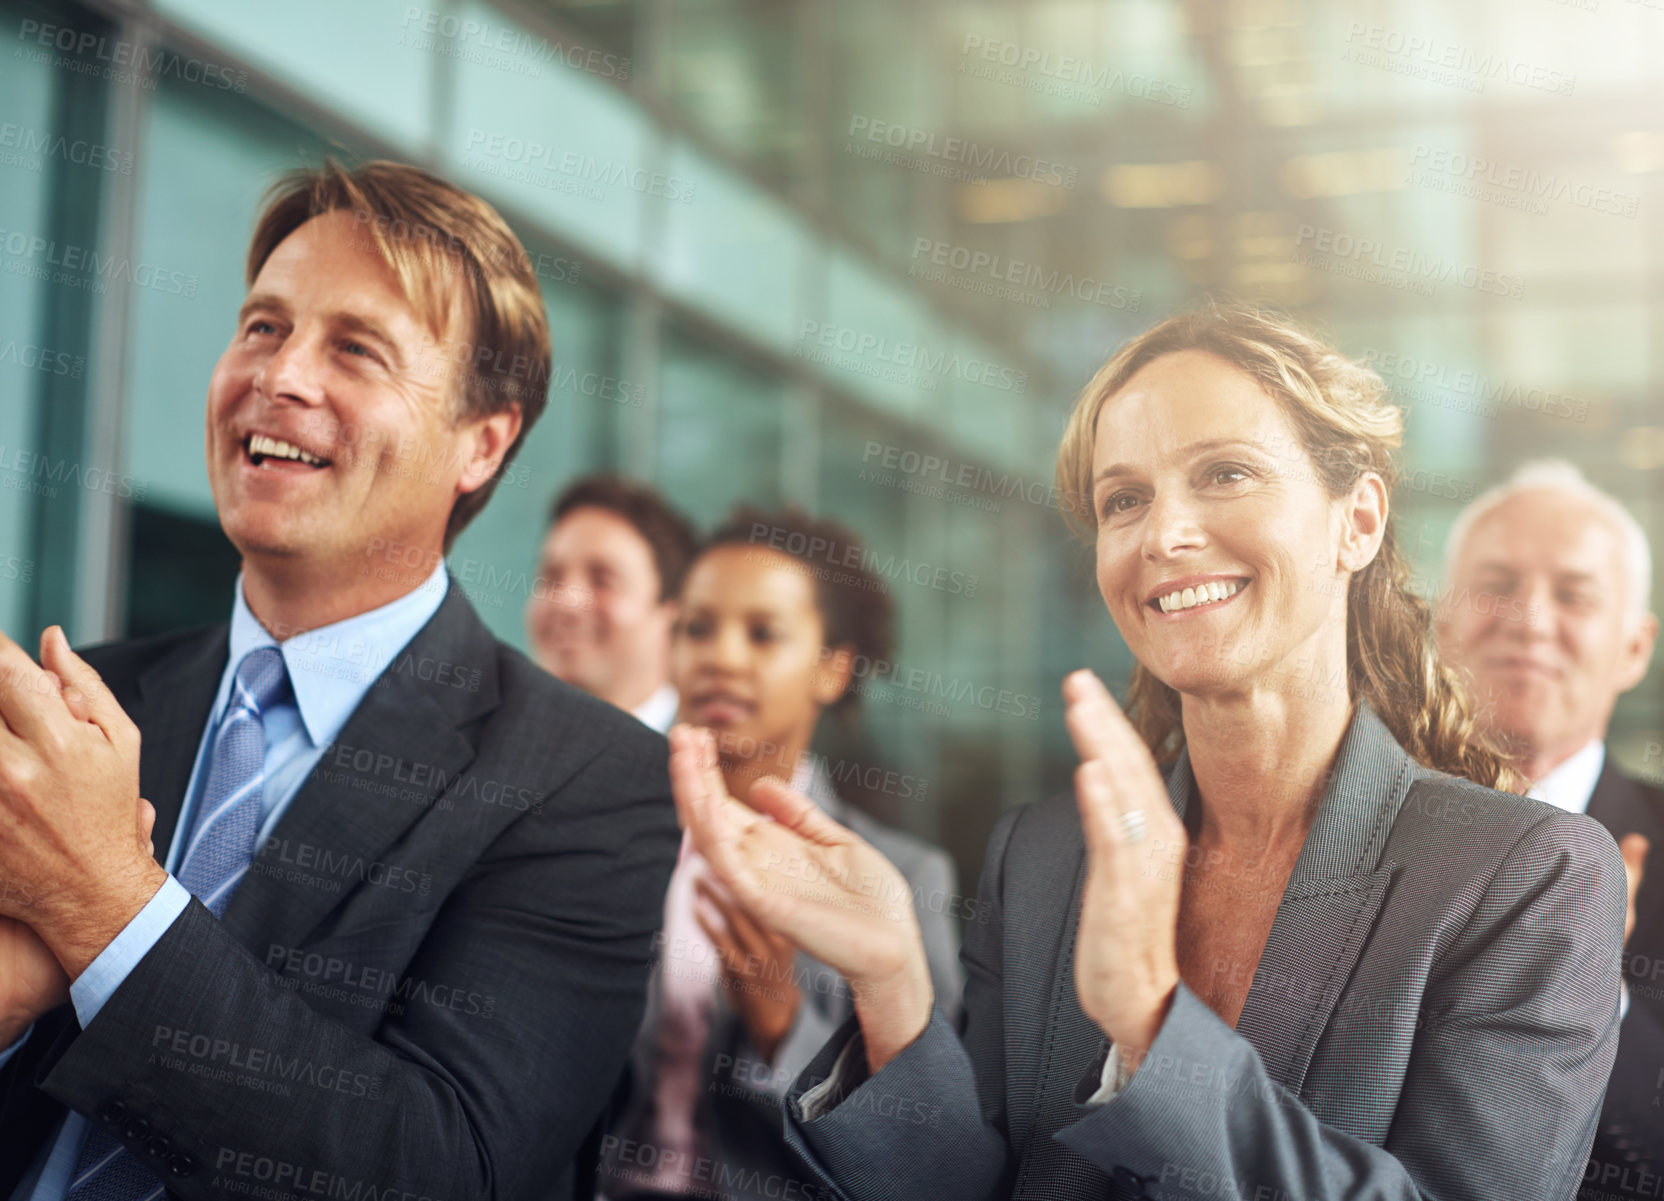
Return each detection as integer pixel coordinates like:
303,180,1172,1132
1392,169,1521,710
123,79,330,520
449,271,626,649
0,3,60,635
656,324,784,524
156,0,433,152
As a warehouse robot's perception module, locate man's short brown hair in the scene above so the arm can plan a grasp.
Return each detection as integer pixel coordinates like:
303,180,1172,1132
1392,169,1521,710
549,476,698,603
247,158,552,550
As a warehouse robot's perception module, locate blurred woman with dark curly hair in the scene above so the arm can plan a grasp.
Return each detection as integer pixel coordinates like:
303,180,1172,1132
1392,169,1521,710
598,506,963,1201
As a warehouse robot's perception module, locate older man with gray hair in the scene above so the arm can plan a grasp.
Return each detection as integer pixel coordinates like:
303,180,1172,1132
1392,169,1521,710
1437,459,1663,1196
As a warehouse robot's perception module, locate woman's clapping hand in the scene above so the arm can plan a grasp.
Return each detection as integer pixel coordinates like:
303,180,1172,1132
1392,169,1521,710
1063,670,1186,1073
669,723,935,1072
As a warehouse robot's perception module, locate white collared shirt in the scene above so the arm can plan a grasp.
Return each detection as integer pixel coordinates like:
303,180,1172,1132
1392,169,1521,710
631,683,679,734
1526,740,1606,815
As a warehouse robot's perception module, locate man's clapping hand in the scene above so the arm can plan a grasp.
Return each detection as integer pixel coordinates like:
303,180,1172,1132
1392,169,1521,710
0,627,161,1048
1620,833,1649,947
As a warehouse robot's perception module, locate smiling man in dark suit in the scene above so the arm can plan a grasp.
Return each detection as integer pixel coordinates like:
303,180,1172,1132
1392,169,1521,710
1439,459,1664,1195
0,160,679,1201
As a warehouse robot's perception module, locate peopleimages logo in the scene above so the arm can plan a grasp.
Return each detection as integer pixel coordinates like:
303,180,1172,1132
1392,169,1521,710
399,6,632,80
846,117,1078,188
1361,349,1588,422
747,523,979,598
1408,145,1638,219
957,35,1193,109
909,237,1142,310
860,441,1083,514
1293,225,1524,299
0,228,198,297
1341,22,1576,96
0,340,84,377
15,19,248,92
836,648,1042,720
463,129,696,203
0,446,147,500
0,124,133,174
796,321,1028,394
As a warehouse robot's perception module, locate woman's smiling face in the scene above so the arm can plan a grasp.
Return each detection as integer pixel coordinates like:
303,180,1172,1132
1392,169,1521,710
1090,349,1364,702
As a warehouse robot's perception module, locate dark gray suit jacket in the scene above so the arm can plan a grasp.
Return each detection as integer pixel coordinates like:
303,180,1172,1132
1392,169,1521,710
1581,759,1664,1196
599,758,963,1201
782,702,1625,1201
0,584,680,1201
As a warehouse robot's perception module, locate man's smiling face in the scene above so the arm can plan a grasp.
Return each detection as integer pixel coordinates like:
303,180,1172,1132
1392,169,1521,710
205,207,476,577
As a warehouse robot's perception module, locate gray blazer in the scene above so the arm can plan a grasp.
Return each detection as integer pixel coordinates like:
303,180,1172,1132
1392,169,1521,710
782,702,1625,1201
600,757,964,1200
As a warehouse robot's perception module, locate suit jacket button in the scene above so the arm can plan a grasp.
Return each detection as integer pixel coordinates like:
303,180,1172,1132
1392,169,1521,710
96,1101,127,1126
145,1136,172,1158
122,1118,150,1142
168,1154,198,1178
1113,1165,1156,1196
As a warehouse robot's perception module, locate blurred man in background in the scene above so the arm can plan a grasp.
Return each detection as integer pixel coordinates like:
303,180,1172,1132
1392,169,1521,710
1438,459,1664,1193
527,475,697,733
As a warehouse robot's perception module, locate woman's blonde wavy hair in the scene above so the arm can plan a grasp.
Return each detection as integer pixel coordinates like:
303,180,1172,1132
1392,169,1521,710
1055,300,1520,792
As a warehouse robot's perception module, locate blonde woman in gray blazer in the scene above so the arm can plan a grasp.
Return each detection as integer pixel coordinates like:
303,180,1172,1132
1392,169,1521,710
669,304,1626,1201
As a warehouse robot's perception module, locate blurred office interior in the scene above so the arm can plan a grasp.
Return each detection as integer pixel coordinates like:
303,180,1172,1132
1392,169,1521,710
1,0,1661,874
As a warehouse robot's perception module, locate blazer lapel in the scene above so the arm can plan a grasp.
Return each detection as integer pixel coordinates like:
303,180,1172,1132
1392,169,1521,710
1588,759,1664,842
134,626,231,855
1228,703,1408,1094
220,588,499,951
1588,760,1664,998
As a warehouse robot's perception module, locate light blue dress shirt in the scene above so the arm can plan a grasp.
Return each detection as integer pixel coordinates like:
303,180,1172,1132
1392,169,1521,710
2,563,449,1201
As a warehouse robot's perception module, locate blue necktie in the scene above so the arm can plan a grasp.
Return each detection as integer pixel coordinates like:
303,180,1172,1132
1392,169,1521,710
65,647,289,1201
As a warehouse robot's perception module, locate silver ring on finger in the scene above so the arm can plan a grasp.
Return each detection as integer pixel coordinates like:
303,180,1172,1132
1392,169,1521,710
1120,808,1148,844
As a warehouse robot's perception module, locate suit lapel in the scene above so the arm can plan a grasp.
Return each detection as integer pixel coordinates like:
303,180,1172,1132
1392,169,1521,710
1140,705,1405,1097
1237,871,1395,1093
134,626,231,855
1588,760,1664,1008
1588,759,1664,842
221,587,499,951
1229,704,1407,1094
